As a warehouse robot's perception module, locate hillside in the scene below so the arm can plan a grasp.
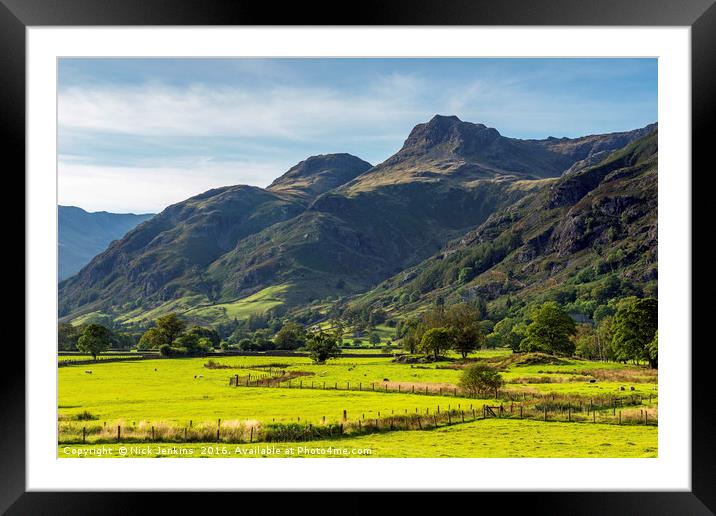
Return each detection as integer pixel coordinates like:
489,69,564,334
349,130,658,322
58,206,154,281
58,154,372,320
58,116,655,328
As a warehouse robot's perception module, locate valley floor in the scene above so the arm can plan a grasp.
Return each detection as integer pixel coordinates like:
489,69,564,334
58,418,657,458
58,350,658,458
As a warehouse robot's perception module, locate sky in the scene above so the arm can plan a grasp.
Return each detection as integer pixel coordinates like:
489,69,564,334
58,58,657,214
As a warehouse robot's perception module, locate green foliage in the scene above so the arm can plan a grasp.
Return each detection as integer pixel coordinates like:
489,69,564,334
488,317,526,352
444,303,484,359
459,363,504,397
520,302,577,356
76,324,112,359
185,325,220,348
647,331,658,366
154,313,187,346
419,327,454,360
305,331,342,364
138,327,166,350
58,322,81,351
369,333,381,345
612,297,658,368
274,321,307,350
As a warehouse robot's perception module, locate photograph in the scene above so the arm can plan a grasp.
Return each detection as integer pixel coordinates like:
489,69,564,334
56,57,659,460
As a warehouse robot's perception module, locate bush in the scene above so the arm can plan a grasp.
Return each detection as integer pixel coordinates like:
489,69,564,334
459,363,504,398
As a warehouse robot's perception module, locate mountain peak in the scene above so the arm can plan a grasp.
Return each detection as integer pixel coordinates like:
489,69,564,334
391,115,501,162
267,153,372,200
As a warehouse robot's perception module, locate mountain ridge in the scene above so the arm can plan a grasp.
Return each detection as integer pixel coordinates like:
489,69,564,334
58,117,657,328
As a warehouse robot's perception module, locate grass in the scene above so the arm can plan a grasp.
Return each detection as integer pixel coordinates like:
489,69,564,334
58,350,658,457
58,418,657,458
184,284,289,323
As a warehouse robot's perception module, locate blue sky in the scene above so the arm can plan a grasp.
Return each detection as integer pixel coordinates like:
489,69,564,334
58,58,657,213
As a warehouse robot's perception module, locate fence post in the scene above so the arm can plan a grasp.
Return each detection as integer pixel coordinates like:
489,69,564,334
82,427,86,444
217,419,221,440
568,406,571,422
544,406,547,421
117,425,121,442
151,426,155,440
343,410,347,421
619,411,622,425
250,427,254,443
433,415,437,428
520,405,523,419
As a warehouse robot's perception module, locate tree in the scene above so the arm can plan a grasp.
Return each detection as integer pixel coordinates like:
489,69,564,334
154,313,186,346
519,302,576,355
647,331,658,368
445,303,484,359
174,332,211,355
305,331,342,364
420,327,453,360
76,324,112,360
574,324,599,360
612,297,658,368
459,363,504,398
369,332,381,345
58,322,81,351
185,325,220,348
138,327,166,350
111,332,136,350
274,322,306,350
594,316,615,361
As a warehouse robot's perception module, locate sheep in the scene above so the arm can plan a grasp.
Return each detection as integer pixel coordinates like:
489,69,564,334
630,386,635,391
84,370,92,374
620,386,625,391
383,378,390,382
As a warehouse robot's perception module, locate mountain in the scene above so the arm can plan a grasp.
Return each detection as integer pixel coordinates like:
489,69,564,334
58,154,372,320
58,206,154,281
349,130,658,322
58,116,655,327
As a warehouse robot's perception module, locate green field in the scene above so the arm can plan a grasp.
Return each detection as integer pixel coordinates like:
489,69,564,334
59,418,657,458
58,350,658,458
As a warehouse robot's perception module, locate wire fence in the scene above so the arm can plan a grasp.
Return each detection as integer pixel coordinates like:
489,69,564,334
226,372,657,410
58,397,657,447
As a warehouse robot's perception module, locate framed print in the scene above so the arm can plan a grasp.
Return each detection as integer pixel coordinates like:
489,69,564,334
5,0,714,512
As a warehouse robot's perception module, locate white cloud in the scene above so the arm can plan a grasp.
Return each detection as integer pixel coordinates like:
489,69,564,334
58,83,423,141
58,158,286,213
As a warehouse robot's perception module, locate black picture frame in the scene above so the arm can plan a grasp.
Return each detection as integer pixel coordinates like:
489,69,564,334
5,0,713,513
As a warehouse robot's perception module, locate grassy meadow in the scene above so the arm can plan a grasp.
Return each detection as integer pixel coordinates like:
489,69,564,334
58,349,658,458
